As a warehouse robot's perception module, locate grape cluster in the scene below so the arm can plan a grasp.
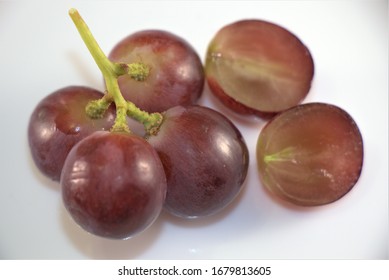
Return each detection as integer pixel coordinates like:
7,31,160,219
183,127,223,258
28,9,363,240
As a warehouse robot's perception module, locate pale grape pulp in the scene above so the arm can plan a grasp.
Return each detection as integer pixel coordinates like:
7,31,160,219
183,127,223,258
256,103,363,206
205,19,314,117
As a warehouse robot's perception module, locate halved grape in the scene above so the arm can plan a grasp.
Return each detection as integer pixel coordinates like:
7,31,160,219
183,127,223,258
205,19,314,117
256,103,363,206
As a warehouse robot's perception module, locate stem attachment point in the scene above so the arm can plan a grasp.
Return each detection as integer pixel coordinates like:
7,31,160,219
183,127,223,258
69,8,163,135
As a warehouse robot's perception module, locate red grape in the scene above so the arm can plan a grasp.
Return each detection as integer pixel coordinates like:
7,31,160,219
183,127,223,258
256,103,363,206
148,105,249,218
28,86,115,181
61,131,167,239
205,19,314,117
108,30,204,113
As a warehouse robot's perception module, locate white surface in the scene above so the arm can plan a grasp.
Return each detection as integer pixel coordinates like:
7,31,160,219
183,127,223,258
0,0,387,259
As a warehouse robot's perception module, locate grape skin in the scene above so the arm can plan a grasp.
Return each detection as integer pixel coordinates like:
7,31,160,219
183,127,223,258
257,103,363,206
61,131,167,239
148,105,249,218
28,86,115,181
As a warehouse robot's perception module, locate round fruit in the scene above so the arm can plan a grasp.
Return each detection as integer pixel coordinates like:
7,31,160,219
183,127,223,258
205,19,314,117
28,86,115,181
61,131,167,239
148,105,249,218
109,30,204,113
256,102,363,206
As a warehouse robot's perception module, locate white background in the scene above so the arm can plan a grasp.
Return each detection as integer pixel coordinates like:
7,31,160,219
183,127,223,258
0,0,387,259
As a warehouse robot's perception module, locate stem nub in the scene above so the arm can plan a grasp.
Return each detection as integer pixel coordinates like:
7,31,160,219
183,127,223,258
68,8,161,135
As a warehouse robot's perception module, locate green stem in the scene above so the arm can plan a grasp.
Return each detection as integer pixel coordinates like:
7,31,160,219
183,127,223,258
85,93,112,119
69,8,115,80
68,8,161,134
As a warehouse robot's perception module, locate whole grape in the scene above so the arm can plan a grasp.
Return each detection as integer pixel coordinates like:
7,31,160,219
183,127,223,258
61,131,167,239
109,30,204,113
28,86,115,181
205,19,314,117
257,103,363,206
148,105,249,218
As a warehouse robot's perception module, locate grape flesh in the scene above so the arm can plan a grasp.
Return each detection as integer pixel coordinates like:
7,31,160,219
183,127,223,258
61,131,167,239
256,103,363,206
205,19,314,117
28,86,115,181
148,105,249,218
109,30,204,113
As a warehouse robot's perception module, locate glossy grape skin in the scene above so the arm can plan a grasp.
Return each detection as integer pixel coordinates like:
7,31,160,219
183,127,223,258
28,86,115,181
205,19,314,117
257,103,363,206
109,30,204,113
61,131,167,239
148,105,249,218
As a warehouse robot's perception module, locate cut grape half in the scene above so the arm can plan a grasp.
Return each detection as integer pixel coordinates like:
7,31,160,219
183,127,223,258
205,19,314,117
256,103,363,206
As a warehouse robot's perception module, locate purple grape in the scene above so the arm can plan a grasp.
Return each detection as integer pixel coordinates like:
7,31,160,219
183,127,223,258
109,30,204,112
28,86,115,181
61,131,167,239
148,105,249,218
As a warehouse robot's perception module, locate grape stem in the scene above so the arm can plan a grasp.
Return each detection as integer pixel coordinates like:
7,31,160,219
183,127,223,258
68,8,163,135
